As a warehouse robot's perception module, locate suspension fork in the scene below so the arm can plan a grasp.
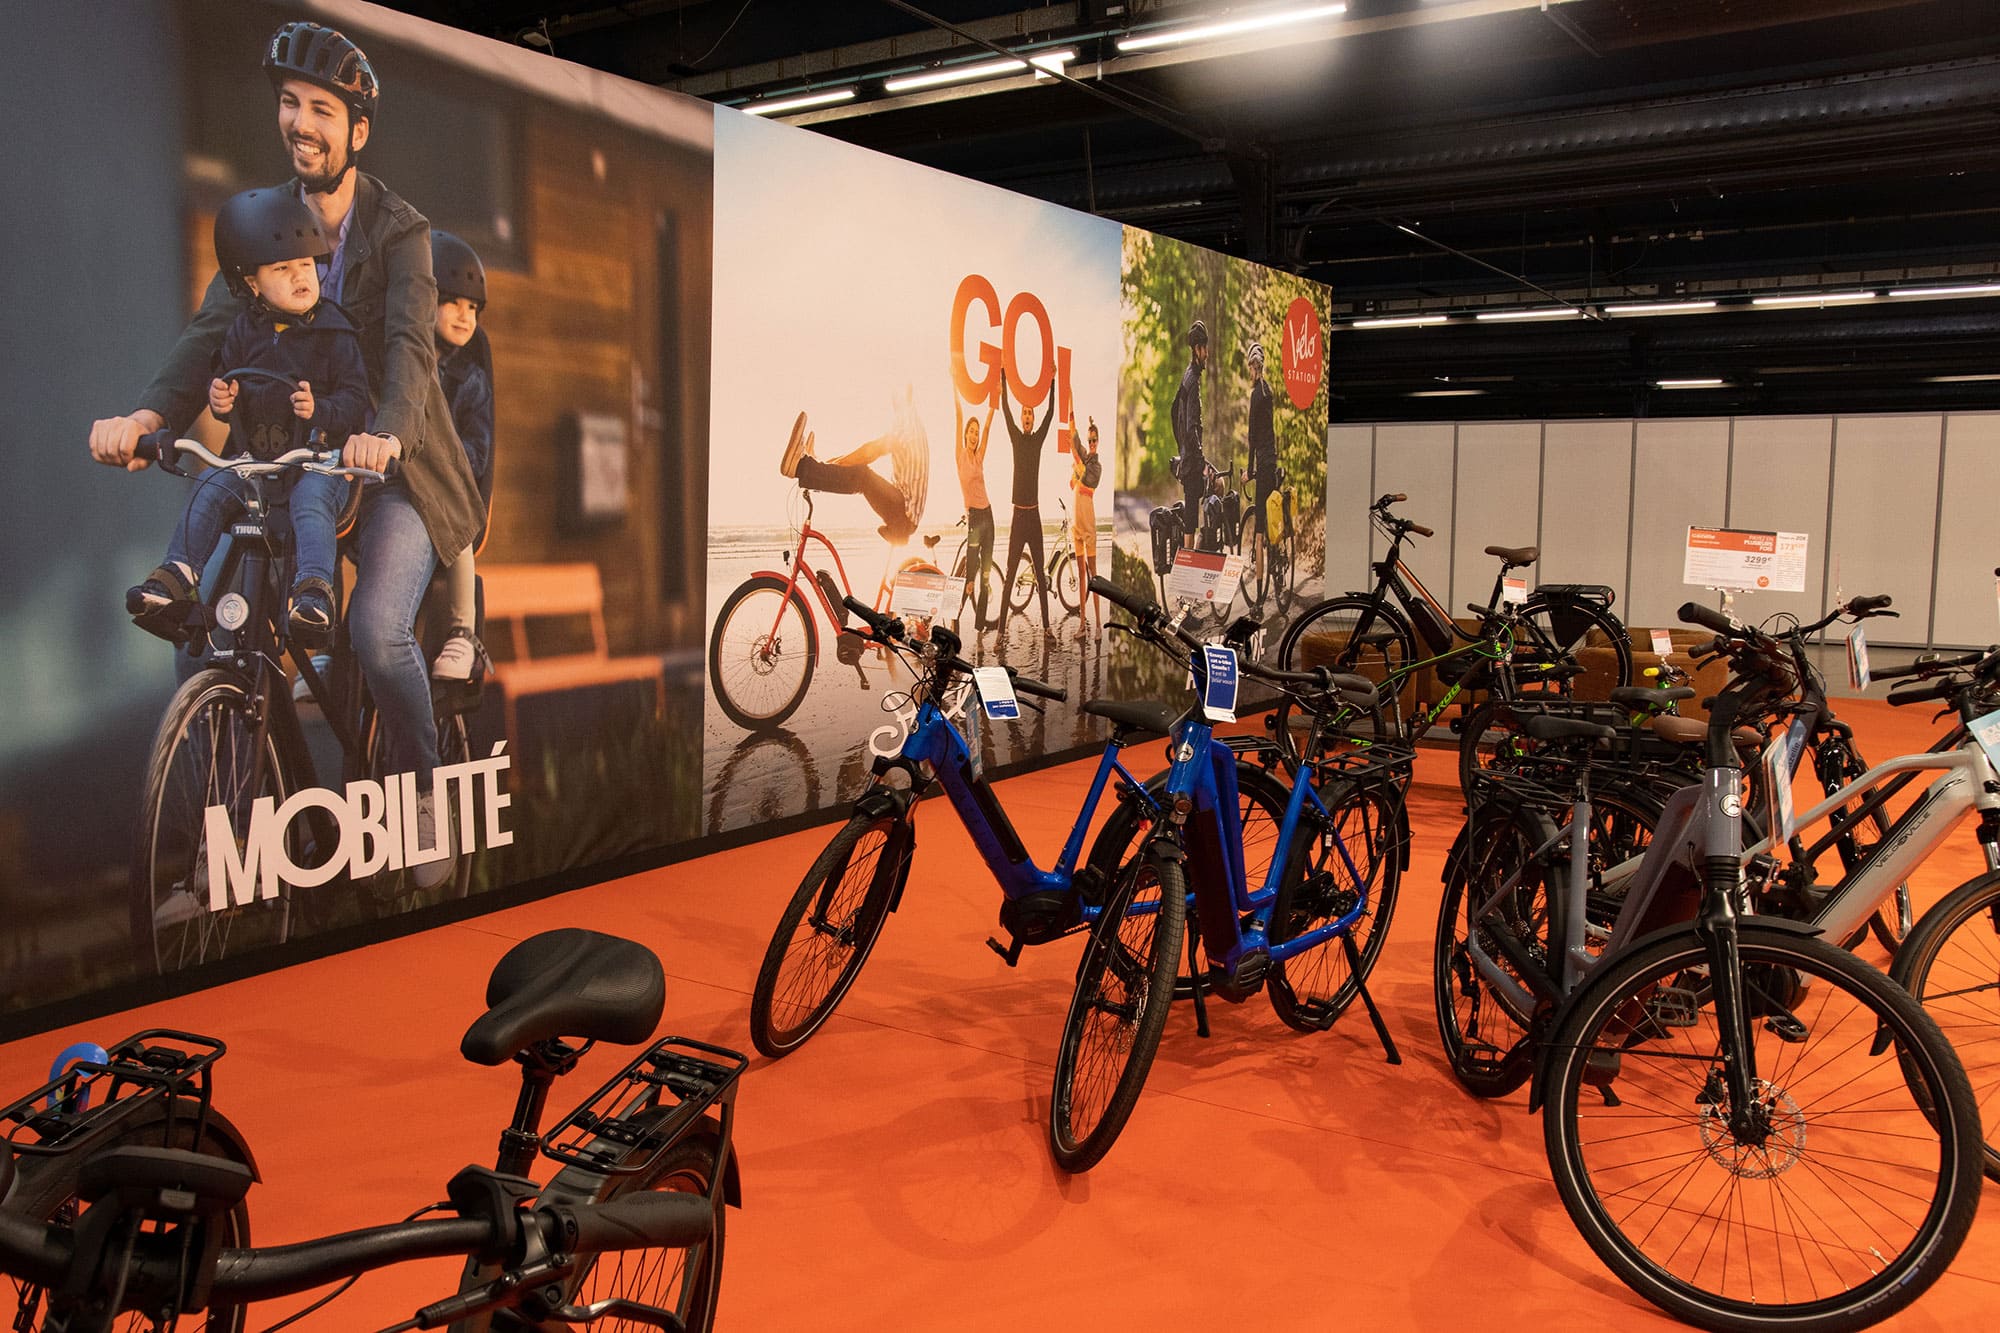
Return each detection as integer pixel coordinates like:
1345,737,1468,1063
1695,763,1762,1128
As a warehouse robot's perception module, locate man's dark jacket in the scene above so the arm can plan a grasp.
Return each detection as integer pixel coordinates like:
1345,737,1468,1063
1171,358,1204,463
138,172,482,561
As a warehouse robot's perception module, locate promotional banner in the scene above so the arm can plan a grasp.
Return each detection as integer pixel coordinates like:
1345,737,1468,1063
1,0,711,1017
704,110,1122,835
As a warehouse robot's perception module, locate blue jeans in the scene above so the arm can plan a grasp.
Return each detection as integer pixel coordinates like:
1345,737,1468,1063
349,486,440,784
165,471,344,594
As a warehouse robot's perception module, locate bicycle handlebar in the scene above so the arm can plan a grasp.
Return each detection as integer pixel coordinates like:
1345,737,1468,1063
1008,668,1067,704
1678,601,1736,636
1871,648,1989,681
1404,521,1435,538
134,431,396,483
1888,677,1960,708
841,595,900,640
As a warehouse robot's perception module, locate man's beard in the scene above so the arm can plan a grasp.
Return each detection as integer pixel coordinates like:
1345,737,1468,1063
292,133,353,195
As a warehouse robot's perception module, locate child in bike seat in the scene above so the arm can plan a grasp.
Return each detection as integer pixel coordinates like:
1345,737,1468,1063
428,231,494,682
126,188,367,650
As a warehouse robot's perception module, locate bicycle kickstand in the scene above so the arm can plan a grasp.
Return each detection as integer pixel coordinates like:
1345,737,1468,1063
1185,928,1211,1039
1341,932,1402,1065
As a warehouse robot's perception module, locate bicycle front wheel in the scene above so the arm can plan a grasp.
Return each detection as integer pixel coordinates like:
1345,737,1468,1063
1049,842,1186,1173
1433,802,1556,1097
1892,868,2000,1179
749,811,904,1057
1267,778,1403,1031
132,667,296,975
1543,926,1984,1333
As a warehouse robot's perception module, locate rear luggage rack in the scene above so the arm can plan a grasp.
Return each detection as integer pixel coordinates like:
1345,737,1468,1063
540,1036,748,1178
2,1030,225,1160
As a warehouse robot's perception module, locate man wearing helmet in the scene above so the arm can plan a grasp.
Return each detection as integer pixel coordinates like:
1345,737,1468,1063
1171,319,1209,550
86,21,482,890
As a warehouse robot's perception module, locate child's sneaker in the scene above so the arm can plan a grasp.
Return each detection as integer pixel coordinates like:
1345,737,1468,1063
779,411,815,479
432,627,487,682
287,577,336,651
126,561,199,642
291,653,333,705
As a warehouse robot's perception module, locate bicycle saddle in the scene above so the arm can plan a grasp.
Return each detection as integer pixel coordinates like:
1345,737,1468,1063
1080,698,1184,740
923,534,941,548
1520,714,1620,744
1485,544,1539,568
1609,686,1695,710
461,929,666,1066
1646,715,1764,750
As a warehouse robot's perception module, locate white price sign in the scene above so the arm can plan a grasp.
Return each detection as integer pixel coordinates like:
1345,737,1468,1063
1649,629,1675,657
888,570,963,625
1501,575,1529,605
1684,527,1809,594
1165,549,1245,610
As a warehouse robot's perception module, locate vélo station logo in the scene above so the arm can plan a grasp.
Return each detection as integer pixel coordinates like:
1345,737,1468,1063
1281,296,1324,409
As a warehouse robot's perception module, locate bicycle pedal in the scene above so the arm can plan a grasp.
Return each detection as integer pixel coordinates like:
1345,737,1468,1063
1763,1013,1809,1044
984,935,1024,967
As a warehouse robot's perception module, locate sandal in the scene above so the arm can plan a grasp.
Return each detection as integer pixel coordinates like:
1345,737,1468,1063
126,562,199,643
287,576,337,651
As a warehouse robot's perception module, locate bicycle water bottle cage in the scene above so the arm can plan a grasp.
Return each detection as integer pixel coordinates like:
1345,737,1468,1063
461,930,666,1068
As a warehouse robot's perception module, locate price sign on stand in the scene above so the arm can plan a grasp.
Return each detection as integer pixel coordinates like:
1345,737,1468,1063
1501,575,1529,605
1165,549,1246,612
1847,629,1871,690
1200,645,1240,722
1684,527,1809,593
1968,707,2000,778
888,570,964,628
1650,629,1675,658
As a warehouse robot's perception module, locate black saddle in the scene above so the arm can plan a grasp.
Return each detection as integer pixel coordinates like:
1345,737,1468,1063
1609,685,1694,710
1081,698,1184,740
1520,713,1620,744
1485,544,1539,568
461,929,665,1066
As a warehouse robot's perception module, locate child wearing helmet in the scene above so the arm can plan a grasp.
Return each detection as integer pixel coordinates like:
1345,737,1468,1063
126,188,368,648
428,231,495,681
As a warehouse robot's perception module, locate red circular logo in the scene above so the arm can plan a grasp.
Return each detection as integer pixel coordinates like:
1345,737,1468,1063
1280,296,1324,410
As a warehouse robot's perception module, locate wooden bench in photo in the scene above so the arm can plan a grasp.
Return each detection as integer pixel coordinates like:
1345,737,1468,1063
479,562,667,748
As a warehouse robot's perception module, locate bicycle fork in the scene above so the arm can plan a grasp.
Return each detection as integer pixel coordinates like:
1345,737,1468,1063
1695,765,1767,1140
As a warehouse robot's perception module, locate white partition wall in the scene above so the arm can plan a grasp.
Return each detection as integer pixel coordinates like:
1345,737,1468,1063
1630,419,1731,629
1540,421,1634,607
1452,423,1544,613
1371,424,1455,607
1826,416,1944,638
1931,414,2000,646
1727,417,1832,626
1326,425,1375,591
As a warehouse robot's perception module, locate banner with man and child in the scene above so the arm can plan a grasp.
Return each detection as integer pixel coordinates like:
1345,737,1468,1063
0,0,1330,1023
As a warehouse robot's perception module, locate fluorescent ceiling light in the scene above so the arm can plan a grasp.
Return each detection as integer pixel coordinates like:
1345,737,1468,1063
1408,388,1485,397
742,87,856,115
1351,314,1448,329
1926,373,2000,383
883,50,1074,94
1890,283,2000,299
1603,300,1717,316
1117,4,1348,52
1749,290,1876,307
1655,378,1726,389
1474,307,1583,322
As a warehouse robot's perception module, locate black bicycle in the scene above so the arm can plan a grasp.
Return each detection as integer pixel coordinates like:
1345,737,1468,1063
129,418,478,976
0,928,744,1332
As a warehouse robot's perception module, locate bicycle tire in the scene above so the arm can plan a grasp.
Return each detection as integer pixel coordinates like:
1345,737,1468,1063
1543,925,1984,1333
131,667,297,975
6,1101,252,1332
708,575,819,731
1891,867,2000,1180
748,811,902,1058
1235,510,1267,608
1276,596,1416,718
1267,778,1403,1031
1521,595,1631,690
503,1124,727,1333
1049,548,1083,614
360,702,475,913
1048,841,1186,1173
1433,802,1556,1097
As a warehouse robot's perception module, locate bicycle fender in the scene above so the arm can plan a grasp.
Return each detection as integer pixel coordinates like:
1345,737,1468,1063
1525,916,1825,1113
718,1133,743,1209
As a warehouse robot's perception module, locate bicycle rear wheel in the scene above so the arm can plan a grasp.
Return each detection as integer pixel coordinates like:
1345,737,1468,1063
1543,926,1983,1333
132,667,297,975
749,811,904,1057
1432,802,1555,1097
1267,778,1403,1031
1050,549,1083,613
1522,594,1631,689
1048,842,1186,1173
1892,868,2000,1180
507,1125,727,1333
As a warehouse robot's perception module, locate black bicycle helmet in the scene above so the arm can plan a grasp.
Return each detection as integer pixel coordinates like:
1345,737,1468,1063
214,188,330,298
264,22,380,125
1186,318,1209,347
432,230,488,308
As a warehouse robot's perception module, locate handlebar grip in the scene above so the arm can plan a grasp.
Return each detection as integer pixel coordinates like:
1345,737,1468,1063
1873,648,1987,680
133,428,179,463
1847,593,1894,616
1086,576,1157,622
1407,523,1434,538
1376,493,1406,507
1888,677,1957,707
1009,672,1067,704
841,595,896,638
1678,601,1735,635
546,1192,713,1254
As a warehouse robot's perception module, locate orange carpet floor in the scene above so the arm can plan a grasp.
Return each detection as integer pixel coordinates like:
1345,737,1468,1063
3,699,1997,1331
